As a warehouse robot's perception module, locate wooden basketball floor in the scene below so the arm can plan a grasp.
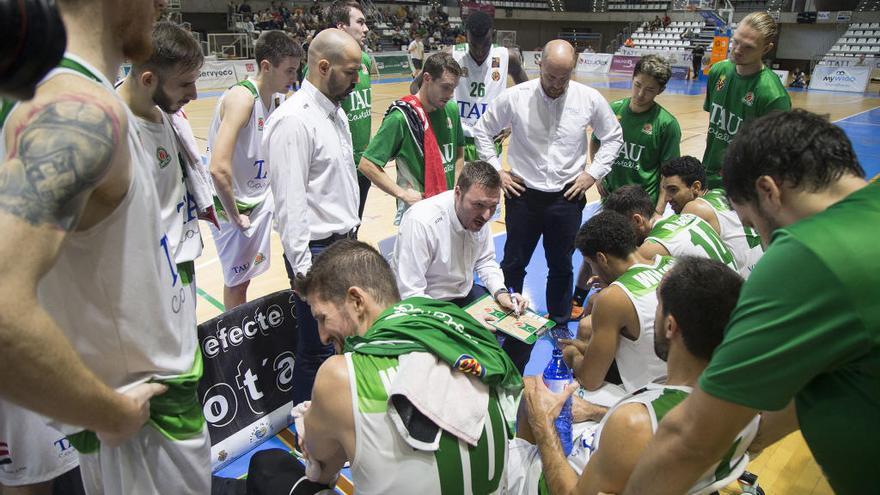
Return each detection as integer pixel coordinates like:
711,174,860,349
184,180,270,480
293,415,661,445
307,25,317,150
184,72,880,494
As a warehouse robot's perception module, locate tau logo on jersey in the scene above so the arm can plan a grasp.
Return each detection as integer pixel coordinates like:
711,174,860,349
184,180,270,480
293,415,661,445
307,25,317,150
454,354,486,378
157,147,171,169
491,57,500,68
491,70,500,81
257,117,264,131
641,123,653,136
715,75,726,92
742,91,754,107
253,252,266,265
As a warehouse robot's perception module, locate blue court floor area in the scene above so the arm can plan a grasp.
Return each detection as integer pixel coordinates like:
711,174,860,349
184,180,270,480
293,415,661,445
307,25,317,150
836,106,880,180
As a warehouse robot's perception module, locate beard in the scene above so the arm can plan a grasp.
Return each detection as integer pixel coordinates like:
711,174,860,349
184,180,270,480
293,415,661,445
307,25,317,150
152,81,181,114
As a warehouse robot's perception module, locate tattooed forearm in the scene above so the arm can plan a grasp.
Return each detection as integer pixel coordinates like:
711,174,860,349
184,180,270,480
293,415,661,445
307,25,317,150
0,97,121,230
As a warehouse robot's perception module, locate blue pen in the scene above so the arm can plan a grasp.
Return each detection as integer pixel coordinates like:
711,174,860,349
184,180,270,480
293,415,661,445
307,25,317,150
507,287,521,318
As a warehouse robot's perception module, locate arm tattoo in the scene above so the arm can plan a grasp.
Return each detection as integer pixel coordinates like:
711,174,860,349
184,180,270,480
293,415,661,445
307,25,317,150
0,97,120,230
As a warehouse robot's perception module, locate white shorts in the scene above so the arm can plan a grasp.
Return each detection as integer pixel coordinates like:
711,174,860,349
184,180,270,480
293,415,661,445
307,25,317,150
78,423,211,495
0,399,79,486
504,421,600,495
211,197,273,287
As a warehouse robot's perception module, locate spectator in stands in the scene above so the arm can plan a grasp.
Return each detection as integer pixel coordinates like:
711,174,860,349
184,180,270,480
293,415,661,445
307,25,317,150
624,37,634,48
662,14,671,28
238,0,251,16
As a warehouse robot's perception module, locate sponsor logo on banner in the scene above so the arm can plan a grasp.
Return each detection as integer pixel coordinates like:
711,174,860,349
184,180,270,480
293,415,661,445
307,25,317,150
809,65,870,93
836,11,852,22
197,290,299,469
609,55,641,74
576,53,613,74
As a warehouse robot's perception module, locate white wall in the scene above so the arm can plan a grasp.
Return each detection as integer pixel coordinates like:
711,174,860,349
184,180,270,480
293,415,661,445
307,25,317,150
776,23,846,60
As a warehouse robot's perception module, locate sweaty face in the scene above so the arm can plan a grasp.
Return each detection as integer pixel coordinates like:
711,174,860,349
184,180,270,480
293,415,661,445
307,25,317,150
267,56,301,94
630,73,662,111
454,184,500,232
119,0,166,62
729,24,768,68
153,66,199,114
467,31,492,65
423,70,459,111
663,175,698,215
340,8,369,47
309,295,359,353
539,60,573,99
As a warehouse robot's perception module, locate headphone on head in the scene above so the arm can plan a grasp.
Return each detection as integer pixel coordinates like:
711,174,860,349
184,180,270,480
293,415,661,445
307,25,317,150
0,0,67,101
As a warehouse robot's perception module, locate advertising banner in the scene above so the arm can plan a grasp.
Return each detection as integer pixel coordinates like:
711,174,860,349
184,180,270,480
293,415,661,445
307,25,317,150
609,55,642,75
197,60,238,90
616,47,693,66
706,35,729,74
772,69,790,85
373,51,412,76
522,51,542,71
231,59,259,81
809,65,870,93
197,289,299,470
576,53,613,74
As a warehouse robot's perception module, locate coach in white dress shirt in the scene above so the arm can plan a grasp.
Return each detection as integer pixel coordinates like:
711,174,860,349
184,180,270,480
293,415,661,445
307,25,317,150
393,161,528,317
264,29,362,406
472,39,623,372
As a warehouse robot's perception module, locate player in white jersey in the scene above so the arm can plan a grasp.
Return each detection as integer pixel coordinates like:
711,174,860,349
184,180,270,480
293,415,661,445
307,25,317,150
117,21,206,344
0,0,210,493
660,156,764,278
410,11,528,161
207,31,301,309
604,184,739,273
511,257,759,495
560,211,667,393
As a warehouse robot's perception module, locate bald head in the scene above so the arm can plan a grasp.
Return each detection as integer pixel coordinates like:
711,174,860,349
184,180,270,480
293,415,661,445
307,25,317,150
539,40,577,99
541,40,577,71
308,28,361,71
307,28,363,104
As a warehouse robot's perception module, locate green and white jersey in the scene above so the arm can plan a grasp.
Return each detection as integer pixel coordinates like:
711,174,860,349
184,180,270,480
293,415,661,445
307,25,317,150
135,112,203,266
698,189,763,278
345,352,509,494
703,60,791,189
647,213,738,272
342,52,373,167
362,99,464,224
611,256,674,392
592,384,760,493
207,80,281,206
593,98,681,204
453,43,509,139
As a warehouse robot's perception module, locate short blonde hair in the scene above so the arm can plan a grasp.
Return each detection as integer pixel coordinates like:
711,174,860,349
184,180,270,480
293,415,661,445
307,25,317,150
740,12,778,46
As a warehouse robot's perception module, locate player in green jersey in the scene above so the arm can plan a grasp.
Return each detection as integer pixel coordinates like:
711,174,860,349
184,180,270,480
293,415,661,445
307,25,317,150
359,52,465,224
702,11,790,189
572,55,682,320
621,110,877,495
327,1,373,219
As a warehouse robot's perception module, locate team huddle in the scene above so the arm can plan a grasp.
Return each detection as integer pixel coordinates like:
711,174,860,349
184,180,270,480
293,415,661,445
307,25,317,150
0,1,877,495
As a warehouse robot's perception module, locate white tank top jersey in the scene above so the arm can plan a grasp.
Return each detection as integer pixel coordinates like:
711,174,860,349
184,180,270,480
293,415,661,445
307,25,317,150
135,112,203,265
345,352,509,494
697,189,764,278
592,383,760,494
28,54,197,389
610,256,673,392
207,80,281,206
646,213,739,273
452,43,509,138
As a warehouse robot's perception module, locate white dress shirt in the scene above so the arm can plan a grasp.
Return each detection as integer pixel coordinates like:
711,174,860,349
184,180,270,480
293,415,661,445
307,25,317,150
264,80,360,275
473,79,624,192
392,190,506,300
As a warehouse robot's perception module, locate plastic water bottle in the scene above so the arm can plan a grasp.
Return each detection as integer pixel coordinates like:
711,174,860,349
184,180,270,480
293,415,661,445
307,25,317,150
542,347,573,456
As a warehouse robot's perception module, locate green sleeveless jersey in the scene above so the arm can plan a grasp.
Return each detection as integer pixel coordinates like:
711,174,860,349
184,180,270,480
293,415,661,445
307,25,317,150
647,213,738,271
341,52,373,166
593,98,681,204
703,60,791,189
362,100,464,223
